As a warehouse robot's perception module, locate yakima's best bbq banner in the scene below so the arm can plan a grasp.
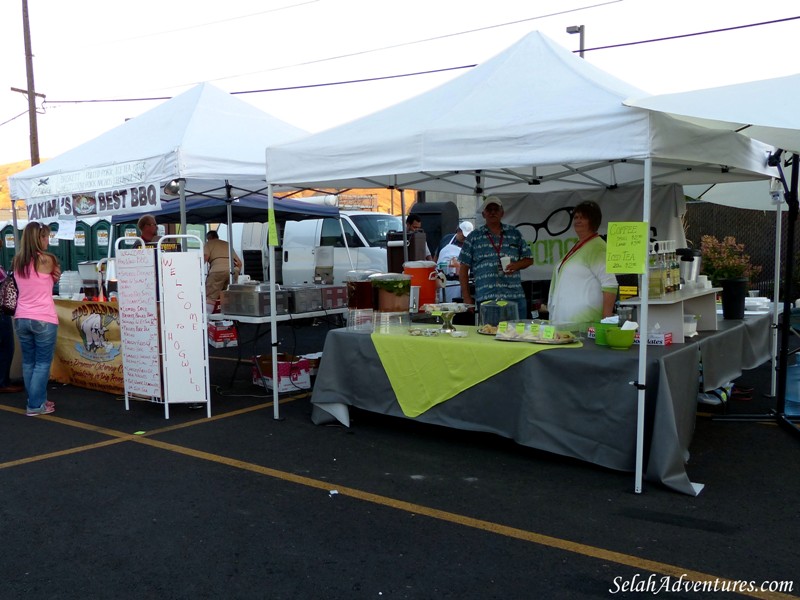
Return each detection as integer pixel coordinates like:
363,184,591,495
26,183,162,222
22,159,163,222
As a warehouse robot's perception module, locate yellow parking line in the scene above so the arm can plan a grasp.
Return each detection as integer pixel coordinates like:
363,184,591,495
133,436,792,600
0,438,130,470
1,400,791,599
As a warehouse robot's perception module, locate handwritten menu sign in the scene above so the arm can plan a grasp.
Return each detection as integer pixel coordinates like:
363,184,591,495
158,250,209,405
116,249,162,398
606,222,648,274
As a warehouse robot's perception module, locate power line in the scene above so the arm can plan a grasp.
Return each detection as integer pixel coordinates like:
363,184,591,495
42,64,477,105
206,0,622,83
30,0,623,105
8,13,800,109
583,15,800,53
0,110,28,127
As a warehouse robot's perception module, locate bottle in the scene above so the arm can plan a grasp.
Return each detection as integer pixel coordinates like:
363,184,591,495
672,252,680,293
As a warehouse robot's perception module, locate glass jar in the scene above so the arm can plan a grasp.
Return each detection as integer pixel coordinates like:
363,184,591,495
370,273,412,312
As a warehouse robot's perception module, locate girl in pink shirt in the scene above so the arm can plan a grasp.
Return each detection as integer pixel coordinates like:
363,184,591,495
13,222,61,416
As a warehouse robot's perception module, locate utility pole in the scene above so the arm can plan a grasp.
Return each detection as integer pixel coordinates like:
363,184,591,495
21,0,40,165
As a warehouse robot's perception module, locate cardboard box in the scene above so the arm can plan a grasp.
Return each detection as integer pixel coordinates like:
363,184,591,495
300,352,323,376
634,331,673,346
587,327,672,346
252,353,311,392
208,321,238,348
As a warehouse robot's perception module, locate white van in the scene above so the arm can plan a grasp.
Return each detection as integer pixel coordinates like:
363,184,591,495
219,211,403,285
282,211,403,285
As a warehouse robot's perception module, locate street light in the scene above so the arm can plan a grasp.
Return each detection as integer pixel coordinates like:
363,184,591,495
566,25,585,58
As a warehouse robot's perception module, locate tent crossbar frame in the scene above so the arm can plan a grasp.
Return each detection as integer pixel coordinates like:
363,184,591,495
177,183,270,199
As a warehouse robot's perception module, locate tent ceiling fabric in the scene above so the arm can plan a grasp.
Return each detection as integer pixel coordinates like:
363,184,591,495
9,82,307,201
625,73,800,154
684,181,786,212
265,31,777,193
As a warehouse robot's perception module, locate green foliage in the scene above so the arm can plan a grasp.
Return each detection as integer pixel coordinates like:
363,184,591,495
371,278,411,296
700,235,761,286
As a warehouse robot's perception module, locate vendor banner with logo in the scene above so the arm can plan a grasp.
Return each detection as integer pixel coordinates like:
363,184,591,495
23,159,162,223
501,184,687,281
51,299,124,395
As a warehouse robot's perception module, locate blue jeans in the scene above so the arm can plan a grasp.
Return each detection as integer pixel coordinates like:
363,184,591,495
0,314,13,386
14,319,58,410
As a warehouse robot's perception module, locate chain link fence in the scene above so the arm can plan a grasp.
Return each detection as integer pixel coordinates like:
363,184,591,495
684,201,800,300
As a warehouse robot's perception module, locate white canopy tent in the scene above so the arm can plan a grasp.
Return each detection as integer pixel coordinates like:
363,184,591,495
265,31,778,495
627,75,800,431
8,82,310,420
9,82,307,205
625,73,800,154
685,181,786,212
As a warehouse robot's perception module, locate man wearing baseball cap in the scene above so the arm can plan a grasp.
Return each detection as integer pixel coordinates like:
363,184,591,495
435,221,475,300
458,196,533,317
435,221,474,262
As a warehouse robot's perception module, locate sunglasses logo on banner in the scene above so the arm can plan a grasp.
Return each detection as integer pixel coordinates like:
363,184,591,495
515,206,577,267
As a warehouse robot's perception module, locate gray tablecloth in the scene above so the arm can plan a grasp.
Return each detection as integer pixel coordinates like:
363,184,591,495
311,314,771,495
698,315,772,390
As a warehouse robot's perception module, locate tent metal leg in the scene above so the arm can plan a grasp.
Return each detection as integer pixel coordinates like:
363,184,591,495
713,154,800,436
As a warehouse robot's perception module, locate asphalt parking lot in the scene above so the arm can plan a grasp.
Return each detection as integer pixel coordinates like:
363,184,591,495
1,319,798,599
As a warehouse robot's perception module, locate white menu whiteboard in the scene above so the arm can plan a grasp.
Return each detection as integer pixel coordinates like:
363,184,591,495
116,249,162,398
158,249,209,404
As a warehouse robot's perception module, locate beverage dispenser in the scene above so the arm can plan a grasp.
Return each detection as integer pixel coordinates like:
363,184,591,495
676,248,702,287
345,270,378,333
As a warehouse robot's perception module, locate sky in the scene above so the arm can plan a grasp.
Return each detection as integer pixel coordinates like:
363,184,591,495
1,0,799,166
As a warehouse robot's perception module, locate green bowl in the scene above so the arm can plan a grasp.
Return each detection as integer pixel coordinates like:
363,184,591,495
592,322,616,345
605,327,635,350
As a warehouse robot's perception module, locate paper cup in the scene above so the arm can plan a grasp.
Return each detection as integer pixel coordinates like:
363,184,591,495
500,256,511,271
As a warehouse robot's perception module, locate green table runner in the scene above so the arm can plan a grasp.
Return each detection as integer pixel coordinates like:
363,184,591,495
371,326,582,417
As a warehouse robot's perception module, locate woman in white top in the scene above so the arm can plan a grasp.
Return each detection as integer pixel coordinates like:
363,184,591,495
548,201,618,324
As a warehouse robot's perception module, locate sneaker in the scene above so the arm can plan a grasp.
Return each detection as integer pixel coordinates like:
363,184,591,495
26,403,56,416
